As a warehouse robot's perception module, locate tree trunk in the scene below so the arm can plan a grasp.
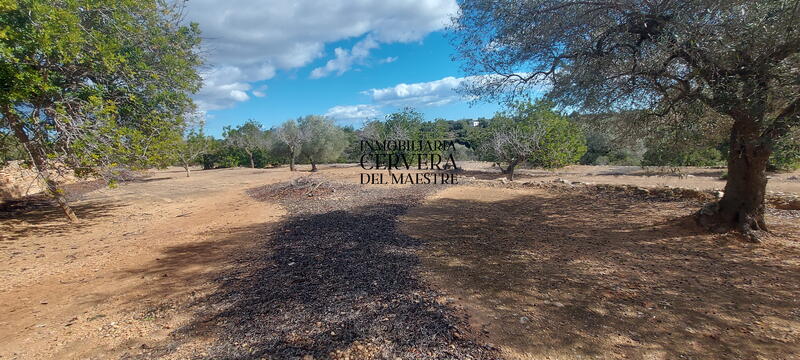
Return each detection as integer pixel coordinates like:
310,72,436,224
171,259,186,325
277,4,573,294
247,150,255,168
183,164,191,177
498,162,508,174
5,108,79,222
505,158,520,181
289,156,295,171
310,159,318,172
698,118,770,242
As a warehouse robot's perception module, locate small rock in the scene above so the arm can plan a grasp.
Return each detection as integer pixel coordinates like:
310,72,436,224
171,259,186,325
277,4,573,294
519,316,529,324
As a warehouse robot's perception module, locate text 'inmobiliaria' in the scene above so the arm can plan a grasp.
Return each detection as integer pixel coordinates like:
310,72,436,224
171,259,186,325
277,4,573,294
359,140,459,185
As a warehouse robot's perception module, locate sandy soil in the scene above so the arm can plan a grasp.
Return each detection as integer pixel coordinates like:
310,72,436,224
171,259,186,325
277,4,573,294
400,185,800,359
1,163,798,359
458,161,800,194
0,167,299,359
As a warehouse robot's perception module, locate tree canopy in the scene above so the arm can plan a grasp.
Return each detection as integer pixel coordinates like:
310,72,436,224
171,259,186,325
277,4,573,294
478,101,586,180
452,0,800,240
224,120,269,169
273,118,307,171
0,0,202,221
298,115,346,172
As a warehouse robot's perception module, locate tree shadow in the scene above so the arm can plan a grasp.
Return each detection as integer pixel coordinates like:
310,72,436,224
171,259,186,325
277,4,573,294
400,191,800,359
119,199,497,359
0,195,124,242
457,169,536,181
128,176,173,183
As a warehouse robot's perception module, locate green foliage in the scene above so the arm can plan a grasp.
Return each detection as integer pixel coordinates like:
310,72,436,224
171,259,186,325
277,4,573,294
453,1,799,146
224,120,269,152
769,127,800,172
533,114,587,168
0,0,202,176
0,128,24,164
298,115,347,166
174,127,213,169
201,144,277,169
640,118,729,167
223,120,270,168
272,118,305,168
452,143,476,161
642,146,724,167
361,108,448,165
478,100,586,169
338,125,361,163
579,126,644,166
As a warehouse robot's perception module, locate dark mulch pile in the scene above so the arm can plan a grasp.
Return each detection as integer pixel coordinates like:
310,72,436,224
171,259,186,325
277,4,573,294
165,179,498,359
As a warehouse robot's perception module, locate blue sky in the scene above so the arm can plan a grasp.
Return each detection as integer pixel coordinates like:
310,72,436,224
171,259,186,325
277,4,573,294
183,0,504,137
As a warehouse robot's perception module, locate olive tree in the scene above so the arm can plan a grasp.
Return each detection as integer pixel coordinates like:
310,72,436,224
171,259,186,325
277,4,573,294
223,119,269,169
0,0,202,222
274,119,307,171
361,109,448,169
175,128,213,177
453,0,800,241
481,126,543,181
298,115,346,172
479,101,584,180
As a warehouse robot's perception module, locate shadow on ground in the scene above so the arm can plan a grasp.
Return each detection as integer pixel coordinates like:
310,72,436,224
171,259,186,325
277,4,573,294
0,197,123,242
127,195,496,359
401,190,800,359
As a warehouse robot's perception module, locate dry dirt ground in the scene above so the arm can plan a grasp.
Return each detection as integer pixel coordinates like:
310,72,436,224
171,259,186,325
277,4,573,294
400,185,800,360
1,164,799,359
457,161,800,194
0,167,298,359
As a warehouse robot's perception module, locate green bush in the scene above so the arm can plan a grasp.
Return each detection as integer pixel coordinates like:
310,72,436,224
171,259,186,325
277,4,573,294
577,125,643,166
531,115,587,168
642,144,724,167
769,128,800,172
201,145,278,169
477,100,587,170
451,143,477,161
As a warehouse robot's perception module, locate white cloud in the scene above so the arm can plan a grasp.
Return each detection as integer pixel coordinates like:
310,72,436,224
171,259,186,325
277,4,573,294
325,104,382,120
185,0,458,110
379,56,398,64
252,85,268,98
363,74,548,108
310,37,378,78
193,66,255,111
363,76,471,107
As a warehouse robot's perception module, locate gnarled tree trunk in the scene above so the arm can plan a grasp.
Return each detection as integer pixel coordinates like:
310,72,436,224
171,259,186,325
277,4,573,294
289,156,295,171
505,158,521,181
310,159,318,172
698,116,770,242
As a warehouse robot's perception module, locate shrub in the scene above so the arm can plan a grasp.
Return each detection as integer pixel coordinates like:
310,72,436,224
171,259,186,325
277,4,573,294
452,143,477,161
476,100,587,179
642,144,725,167
769,128,800,172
